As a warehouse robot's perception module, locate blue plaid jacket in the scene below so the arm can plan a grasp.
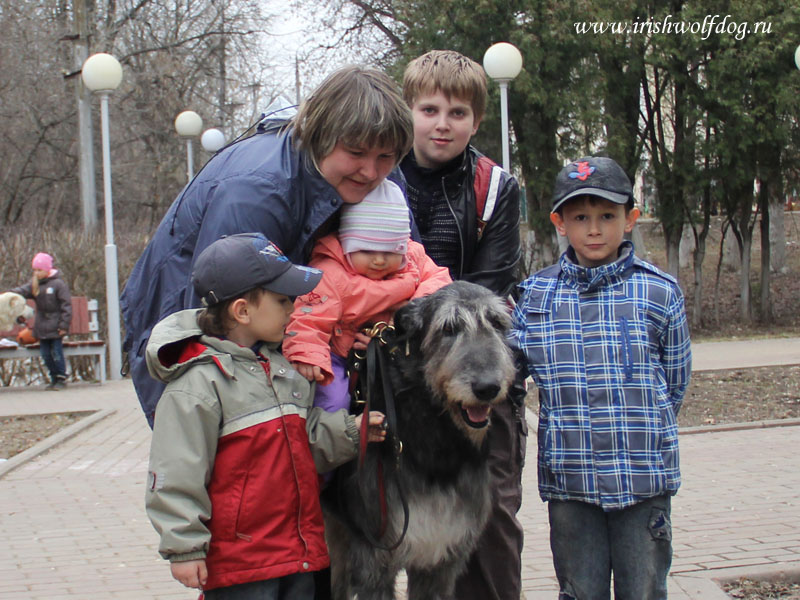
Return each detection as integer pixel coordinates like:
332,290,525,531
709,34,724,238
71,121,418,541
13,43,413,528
511,242,691,510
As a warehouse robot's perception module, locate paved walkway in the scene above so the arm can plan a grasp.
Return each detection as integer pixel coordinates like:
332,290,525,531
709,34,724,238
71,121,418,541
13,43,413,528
0,338,798,599
690,336,800,371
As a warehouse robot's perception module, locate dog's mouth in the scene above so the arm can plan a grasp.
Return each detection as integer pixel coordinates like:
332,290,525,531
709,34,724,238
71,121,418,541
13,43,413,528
460,404,492,429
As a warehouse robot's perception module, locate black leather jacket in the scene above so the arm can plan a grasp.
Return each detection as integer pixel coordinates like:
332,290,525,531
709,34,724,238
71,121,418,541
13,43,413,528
430,146,522,298
404,147,527,409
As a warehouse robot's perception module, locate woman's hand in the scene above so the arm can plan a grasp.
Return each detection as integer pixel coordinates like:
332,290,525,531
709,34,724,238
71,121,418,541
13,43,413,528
170,559,208,589
292,361,324,382
354,410,387,443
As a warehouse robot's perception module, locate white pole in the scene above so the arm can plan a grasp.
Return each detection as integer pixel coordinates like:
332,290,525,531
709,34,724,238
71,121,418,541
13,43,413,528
499,81,511,172
186,138,195,181
99,92,122,380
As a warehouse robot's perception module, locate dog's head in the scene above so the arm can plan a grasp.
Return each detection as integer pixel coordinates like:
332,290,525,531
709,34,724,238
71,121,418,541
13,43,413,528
393,281,516,444
0,292,34,331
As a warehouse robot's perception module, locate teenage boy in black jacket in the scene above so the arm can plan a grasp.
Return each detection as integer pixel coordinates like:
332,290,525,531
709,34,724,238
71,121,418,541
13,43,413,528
401,49,526,600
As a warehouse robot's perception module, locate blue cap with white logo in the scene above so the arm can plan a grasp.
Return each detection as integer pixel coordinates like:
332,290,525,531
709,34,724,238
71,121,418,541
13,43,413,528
192,233,322,305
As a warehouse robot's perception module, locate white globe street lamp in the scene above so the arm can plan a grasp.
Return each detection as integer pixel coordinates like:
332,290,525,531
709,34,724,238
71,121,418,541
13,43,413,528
81,53,123,381
201,128,226,153
483,42,523,172
795,44,800,71
175,111,203,181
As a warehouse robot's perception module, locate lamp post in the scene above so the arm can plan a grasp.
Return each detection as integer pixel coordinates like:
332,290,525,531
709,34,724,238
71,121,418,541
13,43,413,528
174,111,203,181
483,42,523,172
201,128,226,153
81,52,123,381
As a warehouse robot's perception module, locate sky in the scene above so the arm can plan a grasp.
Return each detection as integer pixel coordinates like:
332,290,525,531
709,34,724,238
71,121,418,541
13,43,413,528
266,5,348,103
265,2,392,103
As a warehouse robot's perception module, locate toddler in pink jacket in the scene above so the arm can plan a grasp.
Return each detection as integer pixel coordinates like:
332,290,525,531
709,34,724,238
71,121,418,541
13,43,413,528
283,179,451,413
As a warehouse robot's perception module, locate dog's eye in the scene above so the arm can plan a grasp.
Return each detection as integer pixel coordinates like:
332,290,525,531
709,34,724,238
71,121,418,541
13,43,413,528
441,322,456,336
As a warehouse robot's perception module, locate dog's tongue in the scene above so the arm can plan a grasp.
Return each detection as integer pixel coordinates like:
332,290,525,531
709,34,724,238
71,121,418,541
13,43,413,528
465,405,490,424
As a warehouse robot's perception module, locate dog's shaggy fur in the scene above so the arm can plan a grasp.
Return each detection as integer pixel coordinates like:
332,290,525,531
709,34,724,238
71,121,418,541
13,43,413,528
323,281,517,600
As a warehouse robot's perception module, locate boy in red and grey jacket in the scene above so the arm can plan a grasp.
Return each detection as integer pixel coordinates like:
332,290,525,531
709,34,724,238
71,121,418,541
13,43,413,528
145,233,385,599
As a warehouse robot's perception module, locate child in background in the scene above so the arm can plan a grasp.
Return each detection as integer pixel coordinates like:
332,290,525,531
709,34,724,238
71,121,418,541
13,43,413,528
283,179,451,413
511,156,692,599
10,252,71,390
145,233,386,599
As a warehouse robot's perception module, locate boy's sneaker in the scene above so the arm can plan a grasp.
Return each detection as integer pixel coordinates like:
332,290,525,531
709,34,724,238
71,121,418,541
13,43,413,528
54,379,67,390
45,382,59,391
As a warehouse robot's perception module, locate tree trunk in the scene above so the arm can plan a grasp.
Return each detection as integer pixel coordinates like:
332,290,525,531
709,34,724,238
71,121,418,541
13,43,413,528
217,3,228,135
722,225,741,269
691,238,705,328
679,226,694,269
712,220,730,325
769,191,786,274
739,233,752,321
664,221,682,278
759,182,772,321
690,167,713,328
73,0,97,233
730,220,753,322
630,223,646,256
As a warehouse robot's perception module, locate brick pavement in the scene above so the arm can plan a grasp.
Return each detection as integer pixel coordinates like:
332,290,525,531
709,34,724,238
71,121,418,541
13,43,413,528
1,338,799,599
0,383,191,599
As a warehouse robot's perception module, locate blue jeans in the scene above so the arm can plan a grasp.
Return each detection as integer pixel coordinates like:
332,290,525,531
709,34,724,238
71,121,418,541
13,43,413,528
38,338,66,383
203,572,314,600
548,496,672,600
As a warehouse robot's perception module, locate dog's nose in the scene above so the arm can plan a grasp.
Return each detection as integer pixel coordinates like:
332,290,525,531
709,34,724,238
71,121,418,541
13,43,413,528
472,381,500,401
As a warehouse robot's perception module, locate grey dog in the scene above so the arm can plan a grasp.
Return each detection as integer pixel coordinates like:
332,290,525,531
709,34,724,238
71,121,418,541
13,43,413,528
322,281,517,600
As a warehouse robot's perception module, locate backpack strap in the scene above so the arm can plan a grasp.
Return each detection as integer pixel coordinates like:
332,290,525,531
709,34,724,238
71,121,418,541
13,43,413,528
474,156,504,241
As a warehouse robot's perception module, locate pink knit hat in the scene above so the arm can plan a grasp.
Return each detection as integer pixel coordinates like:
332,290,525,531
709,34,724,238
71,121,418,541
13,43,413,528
339,180,410,255
32,252,53,271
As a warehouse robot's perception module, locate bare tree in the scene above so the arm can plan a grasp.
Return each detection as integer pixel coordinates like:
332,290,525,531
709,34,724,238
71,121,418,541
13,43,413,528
0,1,78,226
288,0,405,94
0,0,289,229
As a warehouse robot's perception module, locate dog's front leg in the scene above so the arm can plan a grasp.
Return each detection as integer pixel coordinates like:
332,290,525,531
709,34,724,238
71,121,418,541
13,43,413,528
349,578,397,600
349,553,398,600
405,562,464,600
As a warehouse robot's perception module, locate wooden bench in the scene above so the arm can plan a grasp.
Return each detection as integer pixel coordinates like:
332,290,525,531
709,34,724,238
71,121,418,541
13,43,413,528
0,296,107,385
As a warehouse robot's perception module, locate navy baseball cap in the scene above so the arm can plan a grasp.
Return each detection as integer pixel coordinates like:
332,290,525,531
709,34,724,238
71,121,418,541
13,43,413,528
192,233,322,305
551,156,633,213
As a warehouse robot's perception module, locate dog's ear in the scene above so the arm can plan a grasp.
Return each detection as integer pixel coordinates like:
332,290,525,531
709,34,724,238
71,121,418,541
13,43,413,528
7,294,23,312
393,297,426,337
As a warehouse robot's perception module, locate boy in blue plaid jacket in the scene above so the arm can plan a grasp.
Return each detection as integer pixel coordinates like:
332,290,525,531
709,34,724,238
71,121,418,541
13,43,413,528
511,156,691,600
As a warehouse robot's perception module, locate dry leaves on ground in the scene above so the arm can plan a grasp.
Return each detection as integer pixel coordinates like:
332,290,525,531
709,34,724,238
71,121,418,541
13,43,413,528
723,577,800,599
0,411,94,459
680,365,800,427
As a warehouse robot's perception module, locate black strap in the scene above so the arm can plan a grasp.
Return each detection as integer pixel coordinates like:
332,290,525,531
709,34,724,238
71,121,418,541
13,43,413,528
354,337,409,551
